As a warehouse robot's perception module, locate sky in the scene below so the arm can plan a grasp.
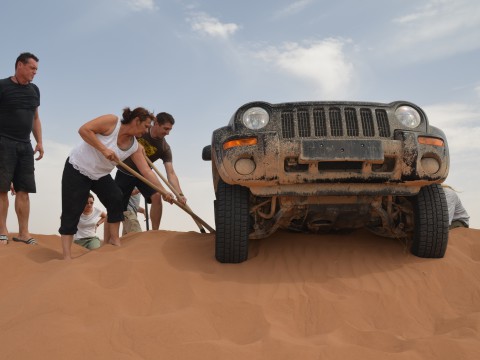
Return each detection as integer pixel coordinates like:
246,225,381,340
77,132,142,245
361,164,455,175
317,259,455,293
1,0,479,235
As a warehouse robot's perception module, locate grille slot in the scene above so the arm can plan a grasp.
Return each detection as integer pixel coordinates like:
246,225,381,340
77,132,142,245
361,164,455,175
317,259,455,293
345,108,359,136
376,110,390,137
313,108,327,136
281,111,294,138
297,110,310,137
280,106,391,139
329,107,343,136
360,108,375,136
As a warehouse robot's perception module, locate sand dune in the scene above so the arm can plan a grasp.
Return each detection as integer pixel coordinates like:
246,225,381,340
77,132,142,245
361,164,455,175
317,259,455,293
1,227,479,360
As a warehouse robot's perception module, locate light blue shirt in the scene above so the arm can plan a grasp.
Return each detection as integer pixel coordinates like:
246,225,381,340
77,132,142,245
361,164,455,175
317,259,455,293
443,187,469,226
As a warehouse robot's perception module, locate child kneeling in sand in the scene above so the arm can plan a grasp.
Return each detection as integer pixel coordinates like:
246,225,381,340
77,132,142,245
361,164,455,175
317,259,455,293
73,193,106,249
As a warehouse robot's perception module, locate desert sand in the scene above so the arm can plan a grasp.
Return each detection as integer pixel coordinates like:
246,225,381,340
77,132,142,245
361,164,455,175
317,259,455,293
1,227,479,360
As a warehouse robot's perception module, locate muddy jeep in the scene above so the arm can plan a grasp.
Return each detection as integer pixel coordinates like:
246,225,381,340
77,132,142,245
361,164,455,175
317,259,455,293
202,101,450,263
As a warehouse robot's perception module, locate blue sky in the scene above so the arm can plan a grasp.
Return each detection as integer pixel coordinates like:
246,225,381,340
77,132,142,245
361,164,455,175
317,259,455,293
1,0,479,234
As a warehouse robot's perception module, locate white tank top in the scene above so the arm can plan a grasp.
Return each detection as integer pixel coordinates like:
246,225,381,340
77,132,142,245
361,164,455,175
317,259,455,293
74,207,103,240
69,119,138,180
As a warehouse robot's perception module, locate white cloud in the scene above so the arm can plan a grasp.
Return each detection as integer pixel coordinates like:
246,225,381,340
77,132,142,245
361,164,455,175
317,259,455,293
67,0,157,34
254,39,354,98
124,0,156,11
274,0,313,18
475,85,480,99
188,12,239,39
389,0,480,61
393,0,447,24
424,102,480,157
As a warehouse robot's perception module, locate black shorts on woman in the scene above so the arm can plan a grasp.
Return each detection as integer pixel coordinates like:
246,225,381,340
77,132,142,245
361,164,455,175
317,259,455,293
58,159,124,235
115,168,156,211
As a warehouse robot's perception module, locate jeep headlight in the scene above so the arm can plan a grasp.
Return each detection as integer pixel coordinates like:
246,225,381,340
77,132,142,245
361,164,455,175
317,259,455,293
242,107,269,130
395,106,421,128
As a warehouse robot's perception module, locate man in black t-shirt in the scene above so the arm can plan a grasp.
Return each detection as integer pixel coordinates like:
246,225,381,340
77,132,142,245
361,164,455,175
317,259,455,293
115,112,185,231
0,52,44,245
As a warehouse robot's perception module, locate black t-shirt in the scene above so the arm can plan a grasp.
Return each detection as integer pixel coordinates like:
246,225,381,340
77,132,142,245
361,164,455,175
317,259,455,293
120,128,173,173
0,77,40,142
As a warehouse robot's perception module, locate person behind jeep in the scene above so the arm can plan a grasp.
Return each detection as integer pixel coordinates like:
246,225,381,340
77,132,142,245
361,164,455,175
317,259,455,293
122,187,145,235
442,185,470,229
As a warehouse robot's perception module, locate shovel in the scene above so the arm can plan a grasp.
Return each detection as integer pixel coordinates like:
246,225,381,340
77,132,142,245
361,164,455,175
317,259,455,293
116,160,215,233
144,155,206,233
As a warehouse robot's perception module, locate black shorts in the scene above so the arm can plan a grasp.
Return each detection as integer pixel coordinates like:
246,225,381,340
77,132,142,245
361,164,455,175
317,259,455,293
114,169,156,211
0,136,36,193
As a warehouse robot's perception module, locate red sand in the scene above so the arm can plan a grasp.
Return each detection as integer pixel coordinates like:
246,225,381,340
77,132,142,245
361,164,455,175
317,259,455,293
1,227,479,359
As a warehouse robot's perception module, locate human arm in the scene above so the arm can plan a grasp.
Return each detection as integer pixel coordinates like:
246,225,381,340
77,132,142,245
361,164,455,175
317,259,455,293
78,114,119,162
164,162,187,204
96,211,107,229
130,147,174,203
32,108,44,160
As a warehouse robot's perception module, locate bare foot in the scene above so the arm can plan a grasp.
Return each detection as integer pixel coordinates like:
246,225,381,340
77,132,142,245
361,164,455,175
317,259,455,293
16,233,33,242
108,238,122,246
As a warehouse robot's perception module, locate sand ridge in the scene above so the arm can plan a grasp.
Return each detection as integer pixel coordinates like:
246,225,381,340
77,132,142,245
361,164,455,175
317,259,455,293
0,228,479,359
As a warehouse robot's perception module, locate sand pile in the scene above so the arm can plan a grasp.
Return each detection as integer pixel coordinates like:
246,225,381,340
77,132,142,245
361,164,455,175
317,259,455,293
1,227,479,360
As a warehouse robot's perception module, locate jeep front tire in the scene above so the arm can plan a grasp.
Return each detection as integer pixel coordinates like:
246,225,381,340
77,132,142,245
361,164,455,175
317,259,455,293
411,184,449,258
214,179,250,263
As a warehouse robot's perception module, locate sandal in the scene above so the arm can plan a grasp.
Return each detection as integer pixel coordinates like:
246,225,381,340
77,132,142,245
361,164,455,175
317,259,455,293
12,237,37,245
0,234,8,244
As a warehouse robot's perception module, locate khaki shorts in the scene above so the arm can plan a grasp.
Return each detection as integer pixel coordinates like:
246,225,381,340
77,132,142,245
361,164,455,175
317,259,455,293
74,236,101,250
449,220,469,230
123,210,142,235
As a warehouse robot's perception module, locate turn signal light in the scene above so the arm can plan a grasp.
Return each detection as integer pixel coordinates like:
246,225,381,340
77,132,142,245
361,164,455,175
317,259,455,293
418,136,444,147
223,137,257,150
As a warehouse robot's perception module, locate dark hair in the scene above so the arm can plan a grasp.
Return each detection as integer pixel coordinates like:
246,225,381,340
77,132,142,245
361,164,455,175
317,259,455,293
15,52,39,69
88,193,95,201
156,112,175,126
121,107,154,125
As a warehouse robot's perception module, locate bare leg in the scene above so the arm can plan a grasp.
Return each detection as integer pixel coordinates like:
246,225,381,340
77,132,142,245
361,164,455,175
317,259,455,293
104,221,110,244
0,192,9,244
150,193,163,230
107,222,121,246
61,234,73,260
14,191,32,240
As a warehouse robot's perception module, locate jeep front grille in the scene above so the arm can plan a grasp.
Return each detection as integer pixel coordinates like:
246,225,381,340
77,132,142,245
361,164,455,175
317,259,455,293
281,107,391,139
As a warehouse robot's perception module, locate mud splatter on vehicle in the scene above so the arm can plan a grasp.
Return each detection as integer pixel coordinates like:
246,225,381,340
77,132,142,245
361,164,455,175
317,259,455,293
203,101,450,263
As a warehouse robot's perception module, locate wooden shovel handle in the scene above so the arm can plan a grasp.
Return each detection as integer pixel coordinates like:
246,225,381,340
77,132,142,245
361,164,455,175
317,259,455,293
116,160,215,233
143,156,206,233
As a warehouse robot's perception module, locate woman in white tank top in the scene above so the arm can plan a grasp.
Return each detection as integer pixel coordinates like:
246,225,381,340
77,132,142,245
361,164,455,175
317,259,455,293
59,107,174,260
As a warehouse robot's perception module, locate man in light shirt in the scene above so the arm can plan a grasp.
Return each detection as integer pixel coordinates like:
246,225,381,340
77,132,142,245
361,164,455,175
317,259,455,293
442,185,470,229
